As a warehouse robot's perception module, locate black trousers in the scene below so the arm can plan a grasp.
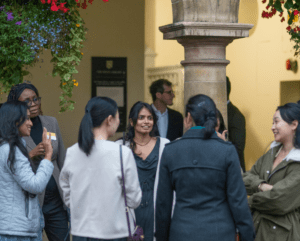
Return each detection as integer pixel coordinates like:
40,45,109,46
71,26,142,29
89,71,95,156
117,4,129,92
73,236,127,241
43,205,70,241
42,175,70,241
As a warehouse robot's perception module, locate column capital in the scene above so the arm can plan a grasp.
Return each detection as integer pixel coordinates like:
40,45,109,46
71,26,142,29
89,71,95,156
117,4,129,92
159,22,254,40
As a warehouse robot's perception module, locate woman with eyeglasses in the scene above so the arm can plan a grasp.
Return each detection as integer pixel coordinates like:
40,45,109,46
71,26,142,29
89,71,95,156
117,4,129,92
7,83,70,241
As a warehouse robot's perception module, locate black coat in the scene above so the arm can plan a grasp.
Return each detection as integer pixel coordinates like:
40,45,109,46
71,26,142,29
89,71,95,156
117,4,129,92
228,101,246,172
155,128,255,241
154,108,183,141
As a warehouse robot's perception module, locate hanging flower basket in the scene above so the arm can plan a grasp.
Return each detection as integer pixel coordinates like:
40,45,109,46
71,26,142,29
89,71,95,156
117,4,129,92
262,0,300,57
0,0,108,112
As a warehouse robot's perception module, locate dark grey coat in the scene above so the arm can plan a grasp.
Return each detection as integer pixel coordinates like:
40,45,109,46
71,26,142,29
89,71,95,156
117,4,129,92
23,115,65,207
155,128,255,241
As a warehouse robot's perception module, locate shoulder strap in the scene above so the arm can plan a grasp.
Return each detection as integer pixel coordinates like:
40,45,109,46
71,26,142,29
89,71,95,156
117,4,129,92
120,145,133,237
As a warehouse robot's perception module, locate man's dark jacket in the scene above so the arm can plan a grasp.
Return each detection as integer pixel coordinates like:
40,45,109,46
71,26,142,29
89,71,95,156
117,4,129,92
154,108,183,141
228,101,246,172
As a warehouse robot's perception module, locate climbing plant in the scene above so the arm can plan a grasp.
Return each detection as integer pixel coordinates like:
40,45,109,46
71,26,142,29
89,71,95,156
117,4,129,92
0,0,107,112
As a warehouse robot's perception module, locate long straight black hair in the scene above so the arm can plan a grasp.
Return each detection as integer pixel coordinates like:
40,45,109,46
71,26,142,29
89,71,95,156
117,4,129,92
78,96,118,156
124,101,158,152
277,102,300,149
0,100,37,197
185,94,217,139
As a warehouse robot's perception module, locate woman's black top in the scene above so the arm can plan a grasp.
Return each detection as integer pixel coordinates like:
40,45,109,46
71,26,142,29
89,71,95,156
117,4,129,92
30,116,63,213
133,138,160,241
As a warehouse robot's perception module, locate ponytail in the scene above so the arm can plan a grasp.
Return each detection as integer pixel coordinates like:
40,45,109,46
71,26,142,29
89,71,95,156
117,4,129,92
78,111,95,156
78,97,118,156
203,111,217,139
185,95,217,139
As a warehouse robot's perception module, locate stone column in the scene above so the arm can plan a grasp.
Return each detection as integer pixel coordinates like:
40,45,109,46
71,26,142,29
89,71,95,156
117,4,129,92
159,0,253,126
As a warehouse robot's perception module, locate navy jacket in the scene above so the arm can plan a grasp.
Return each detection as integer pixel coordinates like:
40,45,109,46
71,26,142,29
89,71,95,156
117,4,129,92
155,128,255,241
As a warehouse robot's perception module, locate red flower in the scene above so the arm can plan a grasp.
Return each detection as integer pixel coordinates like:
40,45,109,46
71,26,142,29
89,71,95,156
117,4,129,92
272,8,276,14
287,26,291,31
40,0,46,3
281,17,285,22
59,2,67,8
82,2,87,9
51,2,59,11
266,5,270,10
75,0,79,2
262,0,266,3
294,10,299,15
62,7,69,13
47,0,51,3
103,0,109,2
279,12,283,17
77,3,80,7
88,0,93,4
262,11,268,18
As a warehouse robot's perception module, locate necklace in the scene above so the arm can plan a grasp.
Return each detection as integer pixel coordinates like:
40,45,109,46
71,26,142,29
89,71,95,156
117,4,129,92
134,137,152,146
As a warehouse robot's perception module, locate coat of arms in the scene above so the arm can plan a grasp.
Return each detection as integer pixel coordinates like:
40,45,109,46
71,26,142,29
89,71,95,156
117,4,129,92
106,60,113,69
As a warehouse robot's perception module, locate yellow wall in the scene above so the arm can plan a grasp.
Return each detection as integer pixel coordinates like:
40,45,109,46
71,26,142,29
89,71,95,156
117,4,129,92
3,0,145,149
149,0,300,170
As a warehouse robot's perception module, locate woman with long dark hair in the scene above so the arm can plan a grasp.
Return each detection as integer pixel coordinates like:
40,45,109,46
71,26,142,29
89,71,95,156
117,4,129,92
0,101,53,241
7,82,69,241
59,97,141,241
116,101,170,241
243,103,300,241
155,94,255,241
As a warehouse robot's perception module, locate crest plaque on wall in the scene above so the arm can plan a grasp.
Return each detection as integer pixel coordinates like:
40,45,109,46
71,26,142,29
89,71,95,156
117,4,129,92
92,57,127,132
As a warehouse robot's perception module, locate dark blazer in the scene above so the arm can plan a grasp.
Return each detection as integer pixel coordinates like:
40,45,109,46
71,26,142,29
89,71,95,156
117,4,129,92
155,108,183,141
23,115,65,207
155,128,255,241
228,101,246,172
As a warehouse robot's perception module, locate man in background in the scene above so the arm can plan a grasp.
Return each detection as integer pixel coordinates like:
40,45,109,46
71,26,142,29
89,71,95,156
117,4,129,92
227,77,246,172
150,79,183,141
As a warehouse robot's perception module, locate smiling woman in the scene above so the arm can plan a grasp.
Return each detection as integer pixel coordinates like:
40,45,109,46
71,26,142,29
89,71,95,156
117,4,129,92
0,100,53,241
243,102,300,241
7,83,70,241
116,101,170,241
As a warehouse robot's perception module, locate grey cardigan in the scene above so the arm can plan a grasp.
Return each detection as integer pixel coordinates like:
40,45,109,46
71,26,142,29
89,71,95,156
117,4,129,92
0,139,53,237
23,115,65,207
59,140,142,239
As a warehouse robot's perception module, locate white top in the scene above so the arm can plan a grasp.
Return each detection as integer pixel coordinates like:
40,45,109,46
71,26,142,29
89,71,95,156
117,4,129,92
152,104,168,138
59,140,142,239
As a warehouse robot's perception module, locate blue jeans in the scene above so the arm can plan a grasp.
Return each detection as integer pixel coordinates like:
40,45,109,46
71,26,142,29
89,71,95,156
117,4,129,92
72,236,127,241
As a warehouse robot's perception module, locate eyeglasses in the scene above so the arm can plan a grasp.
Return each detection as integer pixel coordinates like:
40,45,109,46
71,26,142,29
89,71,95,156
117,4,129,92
24,97,41,107
163,90,174,95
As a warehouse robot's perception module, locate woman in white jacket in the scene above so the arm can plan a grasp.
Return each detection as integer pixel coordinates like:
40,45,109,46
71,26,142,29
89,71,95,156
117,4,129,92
116,101,170,241
59,97,142,241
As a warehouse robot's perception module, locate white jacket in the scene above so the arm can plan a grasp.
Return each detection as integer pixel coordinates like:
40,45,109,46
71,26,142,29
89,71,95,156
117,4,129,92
59,140,142,239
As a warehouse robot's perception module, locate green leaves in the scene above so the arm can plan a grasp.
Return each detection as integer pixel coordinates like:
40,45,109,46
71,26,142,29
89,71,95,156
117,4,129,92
269,0,274,6
274,0,283,12
284,0,294,9
288,10,295,25
0,0,87,113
